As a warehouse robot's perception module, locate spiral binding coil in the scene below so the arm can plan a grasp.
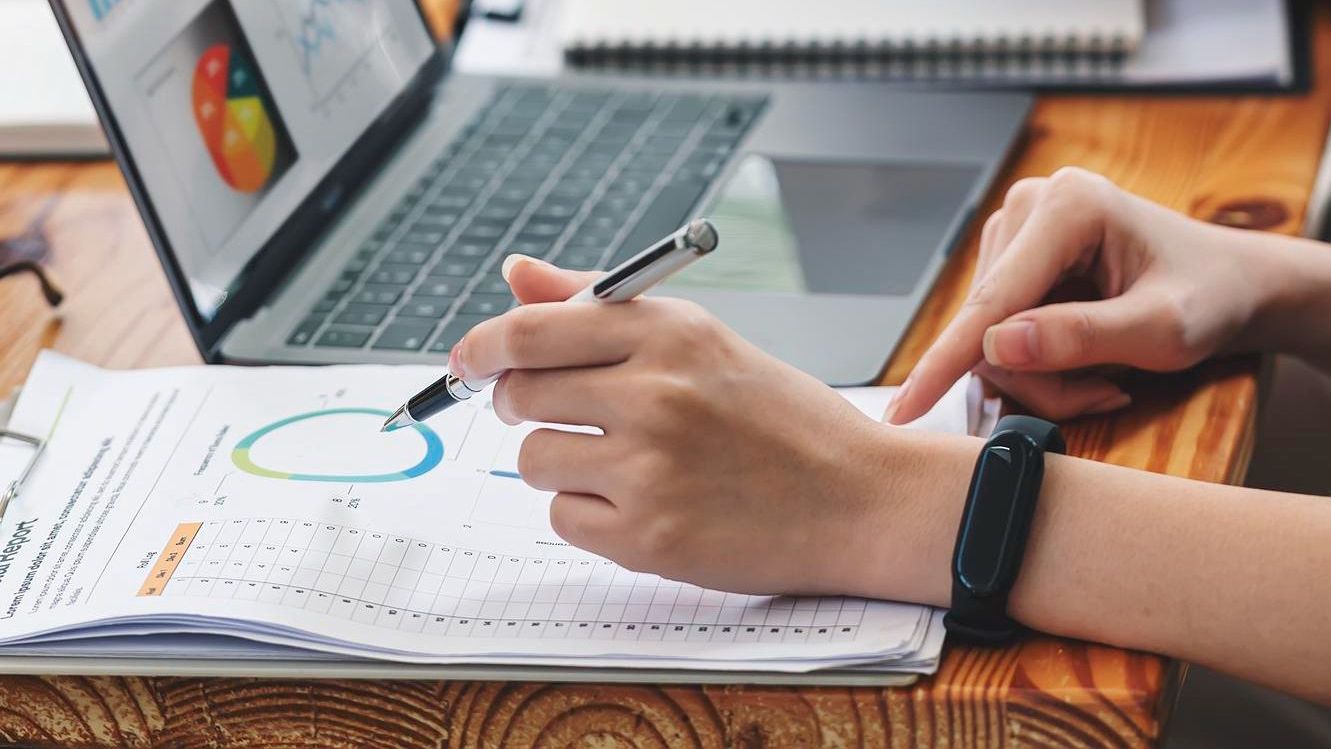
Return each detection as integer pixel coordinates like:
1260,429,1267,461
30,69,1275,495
565,34,1134,81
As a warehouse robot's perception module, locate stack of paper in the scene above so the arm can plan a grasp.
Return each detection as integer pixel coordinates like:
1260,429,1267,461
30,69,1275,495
0,353,991,681
0,0,106,156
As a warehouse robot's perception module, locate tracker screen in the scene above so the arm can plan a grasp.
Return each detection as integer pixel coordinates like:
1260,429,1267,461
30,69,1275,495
60,0,437,320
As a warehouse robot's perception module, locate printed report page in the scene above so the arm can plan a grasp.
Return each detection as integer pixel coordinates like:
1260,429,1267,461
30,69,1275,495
0,353,939,668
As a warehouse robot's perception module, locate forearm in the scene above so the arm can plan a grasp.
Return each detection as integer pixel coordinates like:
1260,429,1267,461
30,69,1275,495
1019,455,1331,704
858,429,1331,705
1230,226,1331,371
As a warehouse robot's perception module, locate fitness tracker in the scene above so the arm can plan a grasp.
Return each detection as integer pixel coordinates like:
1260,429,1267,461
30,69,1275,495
944,415,1064,644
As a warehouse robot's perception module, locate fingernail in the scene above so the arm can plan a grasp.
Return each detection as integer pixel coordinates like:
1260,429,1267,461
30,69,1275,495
501,253,546,282
884,376,913,423
983,321,1037,367
448,338,467,379
1087,392,1131,415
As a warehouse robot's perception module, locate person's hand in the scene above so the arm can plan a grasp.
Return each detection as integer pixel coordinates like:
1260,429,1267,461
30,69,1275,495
887,167,1280,424
447,255,943,597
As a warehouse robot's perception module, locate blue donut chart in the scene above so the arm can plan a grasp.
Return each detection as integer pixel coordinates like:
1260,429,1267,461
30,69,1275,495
232,408,444,483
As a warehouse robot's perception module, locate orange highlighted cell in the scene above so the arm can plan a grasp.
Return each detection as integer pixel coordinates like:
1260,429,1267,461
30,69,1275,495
137,522,202,597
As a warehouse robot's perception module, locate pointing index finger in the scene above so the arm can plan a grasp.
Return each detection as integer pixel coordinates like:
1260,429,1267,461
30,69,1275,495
887,192,1107,424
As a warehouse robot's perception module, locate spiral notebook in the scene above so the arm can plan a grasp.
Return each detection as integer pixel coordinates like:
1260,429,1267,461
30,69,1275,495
561,0,1146,76
557,0,1300,92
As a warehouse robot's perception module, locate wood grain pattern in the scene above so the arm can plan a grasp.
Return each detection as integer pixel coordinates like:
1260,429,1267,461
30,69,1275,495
1,7,1329,748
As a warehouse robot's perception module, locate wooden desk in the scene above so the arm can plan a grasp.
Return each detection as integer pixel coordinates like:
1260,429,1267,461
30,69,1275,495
1,16,1329,749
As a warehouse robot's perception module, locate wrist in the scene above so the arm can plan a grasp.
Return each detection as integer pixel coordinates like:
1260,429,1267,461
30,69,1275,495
846,427,981,607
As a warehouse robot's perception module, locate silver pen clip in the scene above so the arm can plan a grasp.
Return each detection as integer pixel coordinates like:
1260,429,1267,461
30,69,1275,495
0,430,45,521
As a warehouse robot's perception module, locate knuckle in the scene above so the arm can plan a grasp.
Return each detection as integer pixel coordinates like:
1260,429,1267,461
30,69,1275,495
1152,294,1198,369
547,495,582,541
516,431,547,484
502,371,535,420
1003,177,1046,210
1032,384,1083,421
639,375,700,431
639,513,685,557
964,274,998,310
666,298,720,343
630,449,674,488
981,209,1005,239
1063,308,1098,359
1047,166,1111,204
500,307,541,362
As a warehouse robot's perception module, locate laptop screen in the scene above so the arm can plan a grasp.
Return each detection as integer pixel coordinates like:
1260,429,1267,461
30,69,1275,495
57,0,439,321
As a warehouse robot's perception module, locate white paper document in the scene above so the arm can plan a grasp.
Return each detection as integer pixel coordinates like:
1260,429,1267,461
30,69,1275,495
0,353,977,674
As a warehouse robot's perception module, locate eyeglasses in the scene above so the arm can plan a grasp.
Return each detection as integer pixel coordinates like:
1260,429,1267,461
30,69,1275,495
0,198,63,308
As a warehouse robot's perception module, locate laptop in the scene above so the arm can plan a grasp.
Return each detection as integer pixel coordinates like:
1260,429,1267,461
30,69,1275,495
49,0,1029,385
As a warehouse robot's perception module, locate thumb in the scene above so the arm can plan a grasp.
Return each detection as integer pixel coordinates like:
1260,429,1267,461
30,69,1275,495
502,254,601,305
981,296,1162,372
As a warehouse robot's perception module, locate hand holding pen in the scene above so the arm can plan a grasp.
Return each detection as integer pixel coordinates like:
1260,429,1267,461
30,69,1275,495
383,219,719,431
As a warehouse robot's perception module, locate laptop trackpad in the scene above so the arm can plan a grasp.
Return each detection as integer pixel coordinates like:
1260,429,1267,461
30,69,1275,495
665,155,983,297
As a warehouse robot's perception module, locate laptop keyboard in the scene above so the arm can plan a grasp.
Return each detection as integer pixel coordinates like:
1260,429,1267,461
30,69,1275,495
287,84,766,354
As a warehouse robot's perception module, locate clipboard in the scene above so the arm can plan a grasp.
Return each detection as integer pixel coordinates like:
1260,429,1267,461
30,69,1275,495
0,391,921,685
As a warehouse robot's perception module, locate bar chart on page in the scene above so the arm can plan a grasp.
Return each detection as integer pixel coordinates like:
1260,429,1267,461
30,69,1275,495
141,518,869,643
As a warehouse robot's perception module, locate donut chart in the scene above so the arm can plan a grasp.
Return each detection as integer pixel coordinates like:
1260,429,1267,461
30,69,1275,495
192,42,280,193
232,408,444,483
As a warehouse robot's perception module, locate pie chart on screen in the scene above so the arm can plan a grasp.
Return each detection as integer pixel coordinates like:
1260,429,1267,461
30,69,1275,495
192,43,281,193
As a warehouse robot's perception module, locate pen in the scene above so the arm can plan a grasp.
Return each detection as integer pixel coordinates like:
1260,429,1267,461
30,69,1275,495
381,219,720,431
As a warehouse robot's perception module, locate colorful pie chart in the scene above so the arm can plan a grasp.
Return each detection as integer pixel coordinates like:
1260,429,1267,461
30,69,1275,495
192,43,281,193
232,408,444,483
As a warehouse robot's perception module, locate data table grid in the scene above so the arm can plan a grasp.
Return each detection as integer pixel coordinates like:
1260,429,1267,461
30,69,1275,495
144,518,868,643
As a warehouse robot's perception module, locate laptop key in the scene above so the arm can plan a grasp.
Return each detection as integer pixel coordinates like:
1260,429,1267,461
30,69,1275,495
430,314,494,352
476,204,521,222
664,96,709,123
398,299,453,319
430,258,482,277
403,230,447,245
373,322,435,351
559,250,603,270
566,91,610,111
315,328,371,348
566,230,617,249
430,193,472,211
417,278,464,297
507,239,554,258
533,202,579,220
412,215,459,232
353,285,404,305
460,294,512,316
653,120,695,138
369,266,417,286
474,275,511,296
461,222,507,240
287,317,324,346
312,296,338,314
383,247,432,266
334,304,391,327
446,241,492,259
518,221,565,239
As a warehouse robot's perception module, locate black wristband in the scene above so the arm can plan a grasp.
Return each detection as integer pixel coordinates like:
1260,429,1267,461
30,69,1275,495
944,415,1064,645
